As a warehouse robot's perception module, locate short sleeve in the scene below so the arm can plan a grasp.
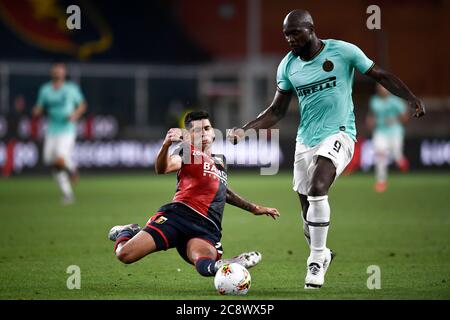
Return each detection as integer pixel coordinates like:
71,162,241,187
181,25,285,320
339,41,374,74
36,85,46,108
169,142,184,157
169,142,191,164
72,83,85,105
213,154,226,166
276,57,293,92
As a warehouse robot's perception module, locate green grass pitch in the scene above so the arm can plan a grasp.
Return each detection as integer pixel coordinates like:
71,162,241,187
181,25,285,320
0,172,449,300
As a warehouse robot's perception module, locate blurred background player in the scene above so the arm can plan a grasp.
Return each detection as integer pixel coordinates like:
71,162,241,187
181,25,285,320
367,84,409,192
108,111,280,278
32,61,87,204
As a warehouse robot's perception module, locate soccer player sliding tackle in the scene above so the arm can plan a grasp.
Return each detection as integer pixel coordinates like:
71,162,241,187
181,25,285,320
108,111,279,278
228,9,425,288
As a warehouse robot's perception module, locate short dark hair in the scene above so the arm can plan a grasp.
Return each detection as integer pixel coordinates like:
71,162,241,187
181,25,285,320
184,110,210,129
51,59,66,66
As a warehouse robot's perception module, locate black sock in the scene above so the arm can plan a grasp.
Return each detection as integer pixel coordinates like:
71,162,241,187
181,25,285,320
195,257,217,277
114,229,134,252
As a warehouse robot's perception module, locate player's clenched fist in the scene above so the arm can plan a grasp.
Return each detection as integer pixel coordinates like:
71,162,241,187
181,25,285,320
227,127,245,145
164,128,188,146
409,98,426,118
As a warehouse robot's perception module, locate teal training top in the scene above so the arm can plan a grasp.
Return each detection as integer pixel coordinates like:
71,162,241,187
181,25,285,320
36,81,85,135
277,39,374,147
369,94,406,137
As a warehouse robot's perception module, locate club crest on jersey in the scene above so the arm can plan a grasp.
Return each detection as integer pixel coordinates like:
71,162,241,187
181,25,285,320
154,216,168,224
322,59,334,72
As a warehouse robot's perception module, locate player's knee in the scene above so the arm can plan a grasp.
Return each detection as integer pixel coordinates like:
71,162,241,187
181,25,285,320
116,248,134,264
308,181,328,196
54,157,66,170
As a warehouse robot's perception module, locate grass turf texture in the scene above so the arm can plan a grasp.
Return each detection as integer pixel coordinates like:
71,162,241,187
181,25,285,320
0,172,449,300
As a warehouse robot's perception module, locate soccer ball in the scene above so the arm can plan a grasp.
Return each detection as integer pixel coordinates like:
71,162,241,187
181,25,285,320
214,263,251,295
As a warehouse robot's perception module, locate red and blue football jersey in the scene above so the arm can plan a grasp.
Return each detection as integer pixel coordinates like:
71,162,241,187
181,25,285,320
170,143,227,230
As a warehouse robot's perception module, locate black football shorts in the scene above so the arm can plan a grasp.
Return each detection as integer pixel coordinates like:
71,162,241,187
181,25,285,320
143,202,223,264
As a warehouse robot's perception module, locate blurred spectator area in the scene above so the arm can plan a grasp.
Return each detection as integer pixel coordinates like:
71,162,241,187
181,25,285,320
0,0,448,140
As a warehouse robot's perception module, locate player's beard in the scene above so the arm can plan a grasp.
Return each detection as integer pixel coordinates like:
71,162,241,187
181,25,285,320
291,39,312,57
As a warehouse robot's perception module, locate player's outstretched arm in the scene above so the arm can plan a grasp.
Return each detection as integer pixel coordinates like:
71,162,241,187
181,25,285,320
226,188,280,220
227,90,292,144
155,128,183,174
366,65,426,118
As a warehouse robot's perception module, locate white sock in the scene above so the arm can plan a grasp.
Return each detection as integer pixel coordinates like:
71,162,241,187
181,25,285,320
375,154,388,183
54,171,73,198
66,161,76,175
306,195,330,264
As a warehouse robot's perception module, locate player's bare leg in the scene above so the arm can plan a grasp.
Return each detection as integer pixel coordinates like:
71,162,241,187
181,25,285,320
298,193,311,246
114,231,158,264
109,224,157,264
304,156,336,289
186,238,220,276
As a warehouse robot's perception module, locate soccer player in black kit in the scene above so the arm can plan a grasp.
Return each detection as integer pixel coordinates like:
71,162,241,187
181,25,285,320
108,111,280,278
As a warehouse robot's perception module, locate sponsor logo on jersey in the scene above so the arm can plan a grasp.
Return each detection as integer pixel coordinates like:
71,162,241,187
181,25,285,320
203,161,228,185
295,76,337,97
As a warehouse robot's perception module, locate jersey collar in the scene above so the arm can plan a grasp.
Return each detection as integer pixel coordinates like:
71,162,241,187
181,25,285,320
298,40,326,62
